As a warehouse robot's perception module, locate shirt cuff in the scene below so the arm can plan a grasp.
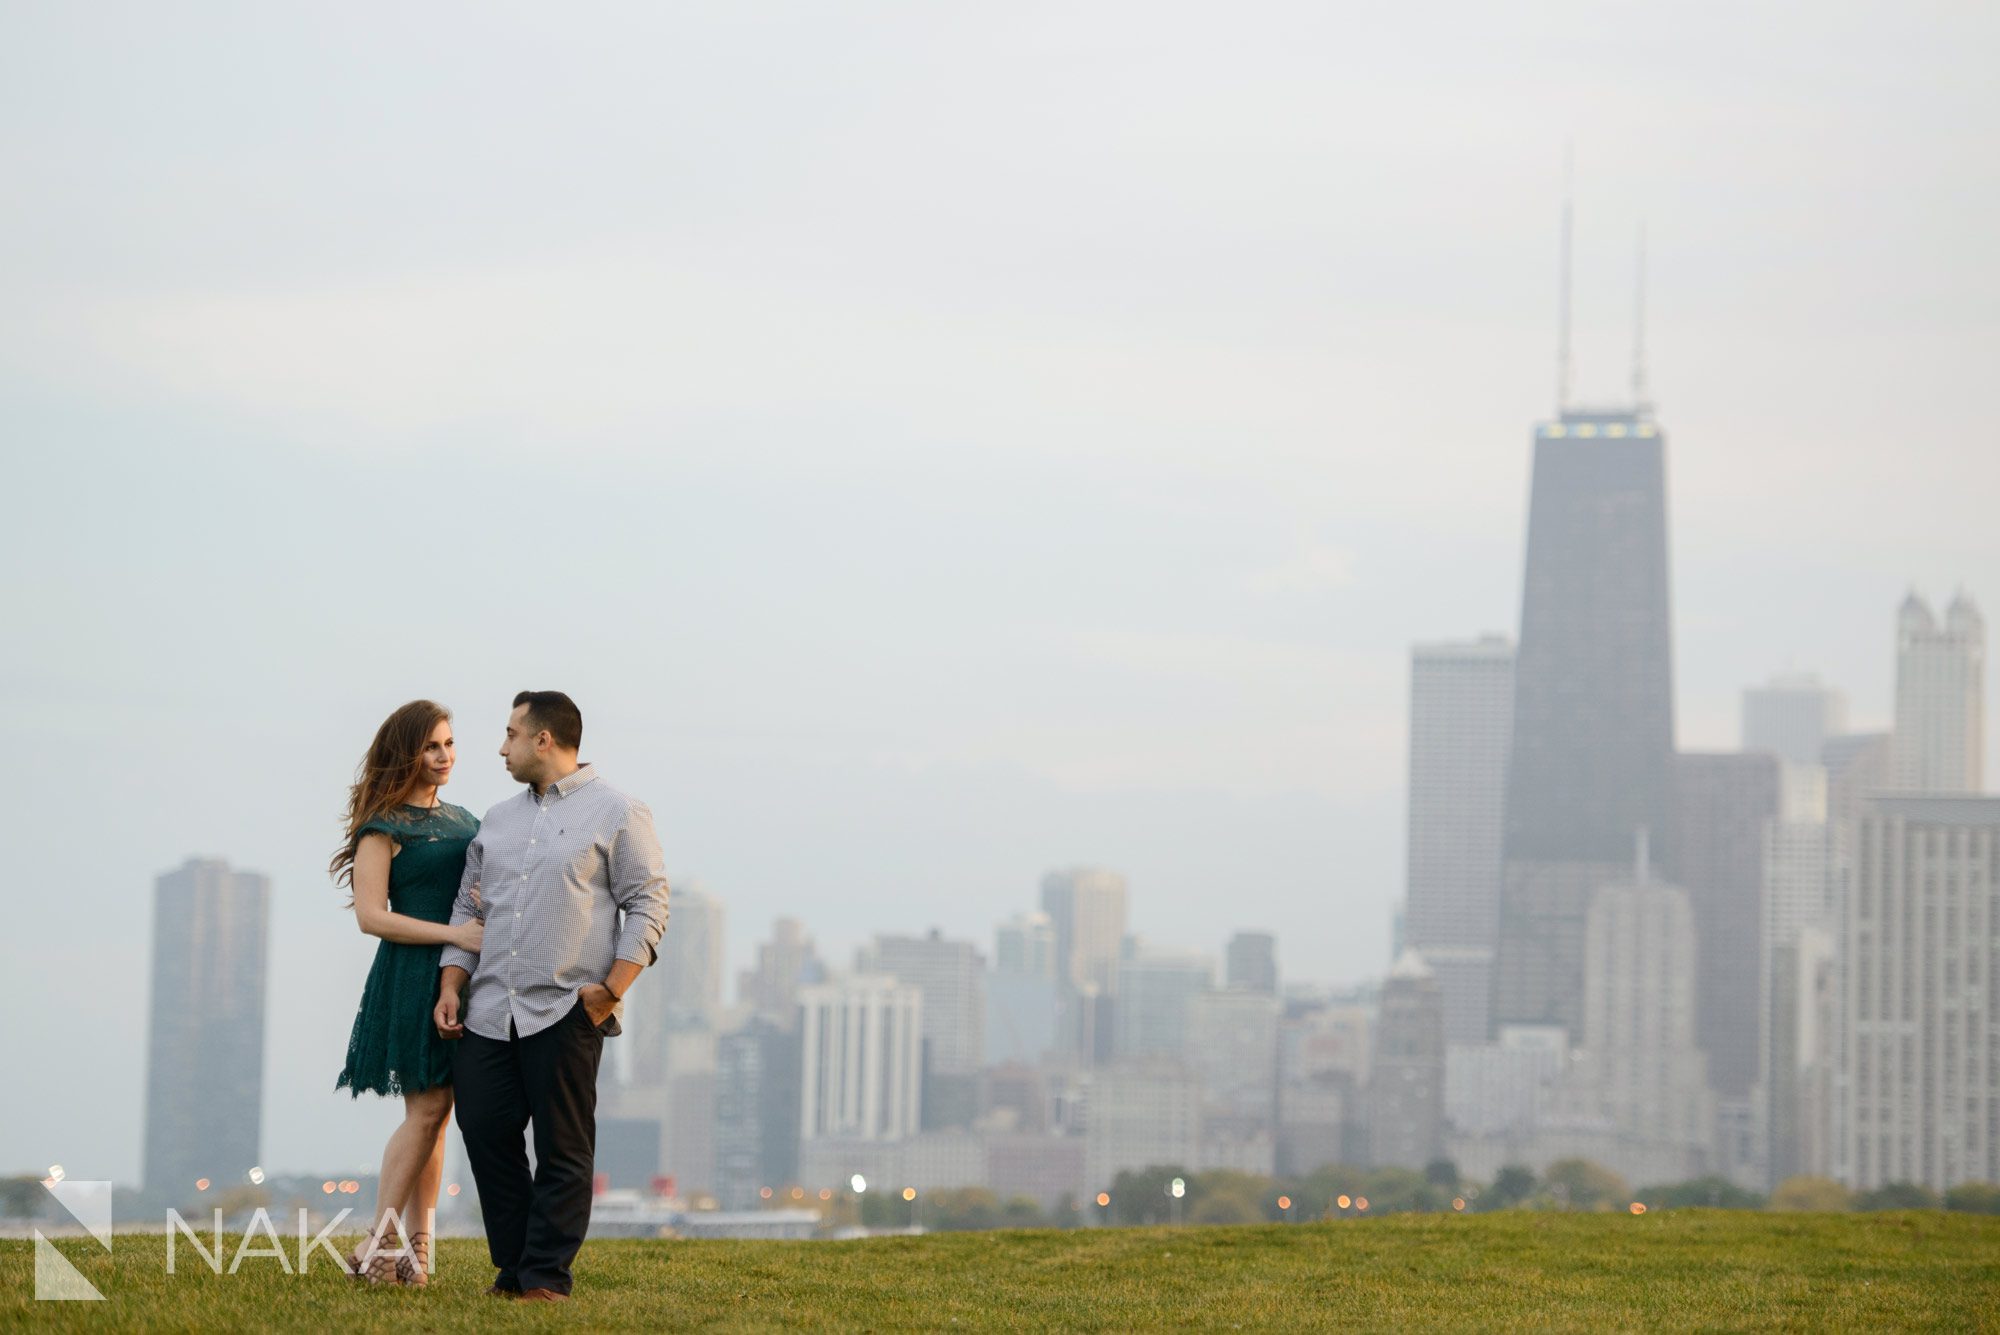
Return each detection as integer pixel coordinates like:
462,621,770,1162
614,938,658,969
439,946,477,974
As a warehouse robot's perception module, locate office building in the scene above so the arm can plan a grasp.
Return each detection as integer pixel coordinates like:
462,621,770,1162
1842,797,2000,1192
799,974,923,1142
1891,592,1986,793
1113,953,1214,1061
1369,950,1446,1170
1040,868,1128,997
1224,931,1279,996
1576,866,1714,1183
858,929,986,1128
714,1018,803,1208
1672,752,1781,1102
142,858,270,1204
1496,405,1677,1040
1406,634,1515,1042
738,917,823,1028
1743,674,1848,769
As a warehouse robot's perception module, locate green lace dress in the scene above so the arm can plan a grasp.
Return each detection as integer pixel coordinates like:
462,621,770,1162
335,803,480,1098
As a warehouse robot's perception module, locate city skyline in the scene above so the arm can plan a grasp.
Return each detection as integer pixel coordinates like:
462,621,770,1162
5,2,1997,1191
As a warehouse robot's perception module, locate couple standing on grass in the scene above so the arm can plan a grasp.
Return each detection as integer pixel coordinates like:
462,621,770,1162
329,690,670,1302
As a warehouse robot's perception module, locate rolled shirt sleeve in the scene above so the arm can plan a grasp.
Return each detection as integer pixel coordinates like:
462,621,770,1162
610,800,671,968
444,765,667,1041
437,832,485,976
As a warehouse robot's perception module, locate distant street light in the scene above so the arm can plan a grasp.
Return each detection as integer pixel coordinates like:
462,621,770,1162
851,1174,868,1195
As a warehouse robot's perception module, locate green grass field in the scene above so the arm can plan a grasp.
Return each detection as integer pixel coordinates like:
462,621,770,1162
5,1213,1998,1331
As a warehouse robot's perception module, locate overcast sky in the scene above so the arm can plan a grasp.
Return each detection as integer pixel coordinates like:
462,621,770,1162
3,2,1994,1185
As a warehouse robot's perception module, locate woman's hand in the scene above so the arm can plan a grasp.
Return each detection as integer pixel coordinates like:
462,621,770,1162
451,918,484,953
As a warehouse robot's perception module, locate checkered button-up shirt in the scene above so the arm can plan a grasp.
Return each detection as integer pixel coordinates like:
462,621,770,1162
439,764,670,1040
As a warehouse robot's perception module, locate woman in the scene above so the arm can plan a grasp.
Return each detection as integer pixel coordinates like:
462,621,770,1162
331,699,483,1286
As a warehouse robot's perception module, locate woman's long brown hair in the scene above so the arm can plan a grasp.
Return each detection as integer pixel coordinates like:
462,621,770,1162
329,699,451,892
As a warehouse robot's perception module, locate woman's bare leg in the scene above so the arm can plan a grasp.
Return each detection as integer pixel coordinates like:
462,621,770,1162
400,1088,454,1271
367,1087,454,1253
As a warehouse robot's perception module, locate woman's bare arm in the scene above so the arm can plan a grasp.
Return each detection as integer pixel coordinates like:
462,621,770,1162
352,832,483,951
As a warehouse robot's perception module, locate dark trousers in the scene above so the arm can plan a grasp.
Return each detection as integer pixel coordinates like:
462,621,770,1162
452,1000,605,1294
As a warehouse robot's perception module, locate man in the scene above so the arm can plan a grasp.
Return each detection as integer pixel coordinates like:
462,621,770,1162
434,690,670,1301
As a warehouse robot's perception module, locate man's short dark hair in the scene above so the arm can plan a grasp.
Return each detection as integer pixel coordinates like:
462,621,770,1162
513,690,583,751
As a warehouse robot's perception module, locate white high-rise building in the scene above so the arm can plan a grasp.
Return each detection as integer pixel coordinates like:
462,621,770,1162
1892,591,1986,793
1759,764,1831,1190
799,975,923,1142
1040,868,1128,997
1769,924,1840,1184
1576,868,1714,1181
1405,635,1514,1044
1743,674,1849,768
1764,765,1832,949
1842,796,2000,1192
858,930,986,1078
860,930,987,1127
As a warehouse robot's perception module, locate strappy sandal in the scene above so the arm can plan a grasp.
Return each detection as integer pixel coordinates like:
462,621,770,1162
396,1231,432,1288
348,1226,405,1286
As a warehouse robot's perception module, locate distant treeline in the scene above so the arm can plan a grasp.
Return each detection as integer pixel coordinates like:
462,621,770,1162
844,1161,2000,1232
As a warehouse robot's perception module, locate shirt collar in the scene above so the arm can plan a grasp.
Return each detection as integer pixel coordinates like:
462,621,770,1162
546,762,599,799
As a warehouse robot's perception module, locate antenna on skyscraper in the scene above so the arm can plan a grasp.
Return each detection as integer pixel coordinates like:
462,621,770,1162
1556,147,1574,416
1631,222,1651,416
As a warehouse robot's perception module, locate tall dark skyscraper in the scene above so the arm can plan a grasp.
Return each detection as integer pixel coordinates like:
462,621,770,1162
1493,405,1678,1038
1671,752,1780,1101
714,1017,802,1209
142,857,270,1204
